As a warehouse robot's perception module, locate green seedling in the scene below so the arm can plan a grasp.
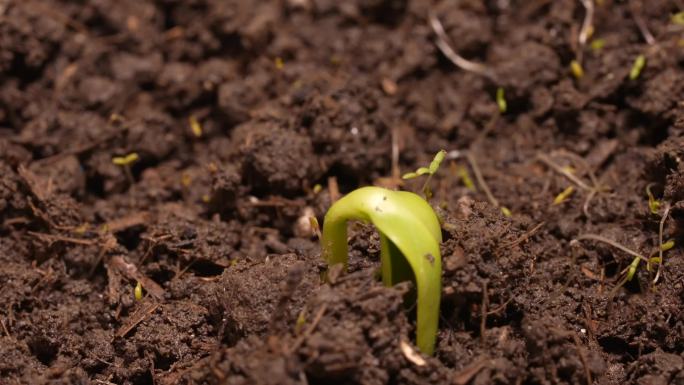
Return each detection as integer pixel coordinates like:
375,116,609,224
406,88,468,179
496,87,507,113
590,38,606,51
402,150,447,200
134,281,143,301
452,162,475,191
553,186,575,205
189,116,202,137
672,11,684,25
646,184,661,214
112,152,139,185
629,54,646,80
570,60,584,79
321,186,442,355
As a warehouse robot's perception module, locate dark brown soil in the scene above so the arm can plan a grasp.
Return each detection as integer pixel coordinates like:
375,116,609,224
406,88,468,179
2,0,684,384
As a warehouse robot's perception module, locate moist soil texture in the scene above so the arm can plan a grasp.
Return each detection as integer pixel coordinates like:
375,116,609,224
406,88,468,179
2,0,684,384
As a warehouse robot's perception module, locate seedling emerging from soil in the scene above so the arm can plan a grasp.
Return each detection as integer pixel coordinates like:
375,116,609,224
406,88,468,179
321,186,442,355
629,54,646,80
496,87,507,113
112,152,139,185
570,60,584,79
402,150,447,199
590,38,606,51
673,12,684,25
646,184,661,214
189,116,202,137
134,281,143,301
553,186,575,205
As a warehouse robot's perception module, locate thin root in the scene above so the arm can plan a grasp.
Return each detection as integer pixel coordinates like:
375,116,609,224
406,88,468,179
428,10,497,82
629,0,656,45
654,203,672,284
466,153,500,208
536,153,594,191
575,234,648,263
579,0,595,47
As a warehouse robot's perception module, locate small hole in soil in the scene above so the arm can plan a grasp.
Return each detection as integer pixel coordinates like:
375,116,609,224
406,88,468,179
114,225,145,251
85,174,106,198
627,112,670,146
189,259,226,277
154,352,176,371
131,371,154,385
597,336,641,358
622,276,642,294
28,336,59,366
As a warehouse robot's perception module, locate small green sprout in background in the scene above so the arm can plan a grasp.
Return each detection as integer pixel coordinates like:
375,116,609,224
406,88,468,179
553,186,575,205
496,87,507,113
309,216,321,239
500,207,512,217
629,54,646,80
402,150,447,199
590,38,606,51
294,310,307,333
189,116,203,137
275,57,284,70
134,281,143,301
453,162,475,191
112,152,139,185
321,186,442,355
312,184,323,194
646,184,661,214
576,231,675,304
570,60,584,79
112,152,139,166
671,11,684,25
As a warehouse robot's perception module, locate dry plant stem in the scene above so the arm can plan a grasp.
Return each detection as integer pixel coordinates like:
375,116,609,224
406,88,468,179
123,165,135,186
1,319,11,338
579,0,595,48
428,10,497,82
654,203,671,284
545,150,609,217
629,0,656,45
536,153,594,191
391,126,400,180
575,234,648,263
582,189,598,219
553,150,600,188
466,153,500,208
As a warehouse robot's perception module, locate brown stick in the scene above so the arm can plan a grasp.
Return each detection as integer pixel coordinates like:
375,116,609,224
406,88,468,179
499,222,545,249
115,302,160,338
